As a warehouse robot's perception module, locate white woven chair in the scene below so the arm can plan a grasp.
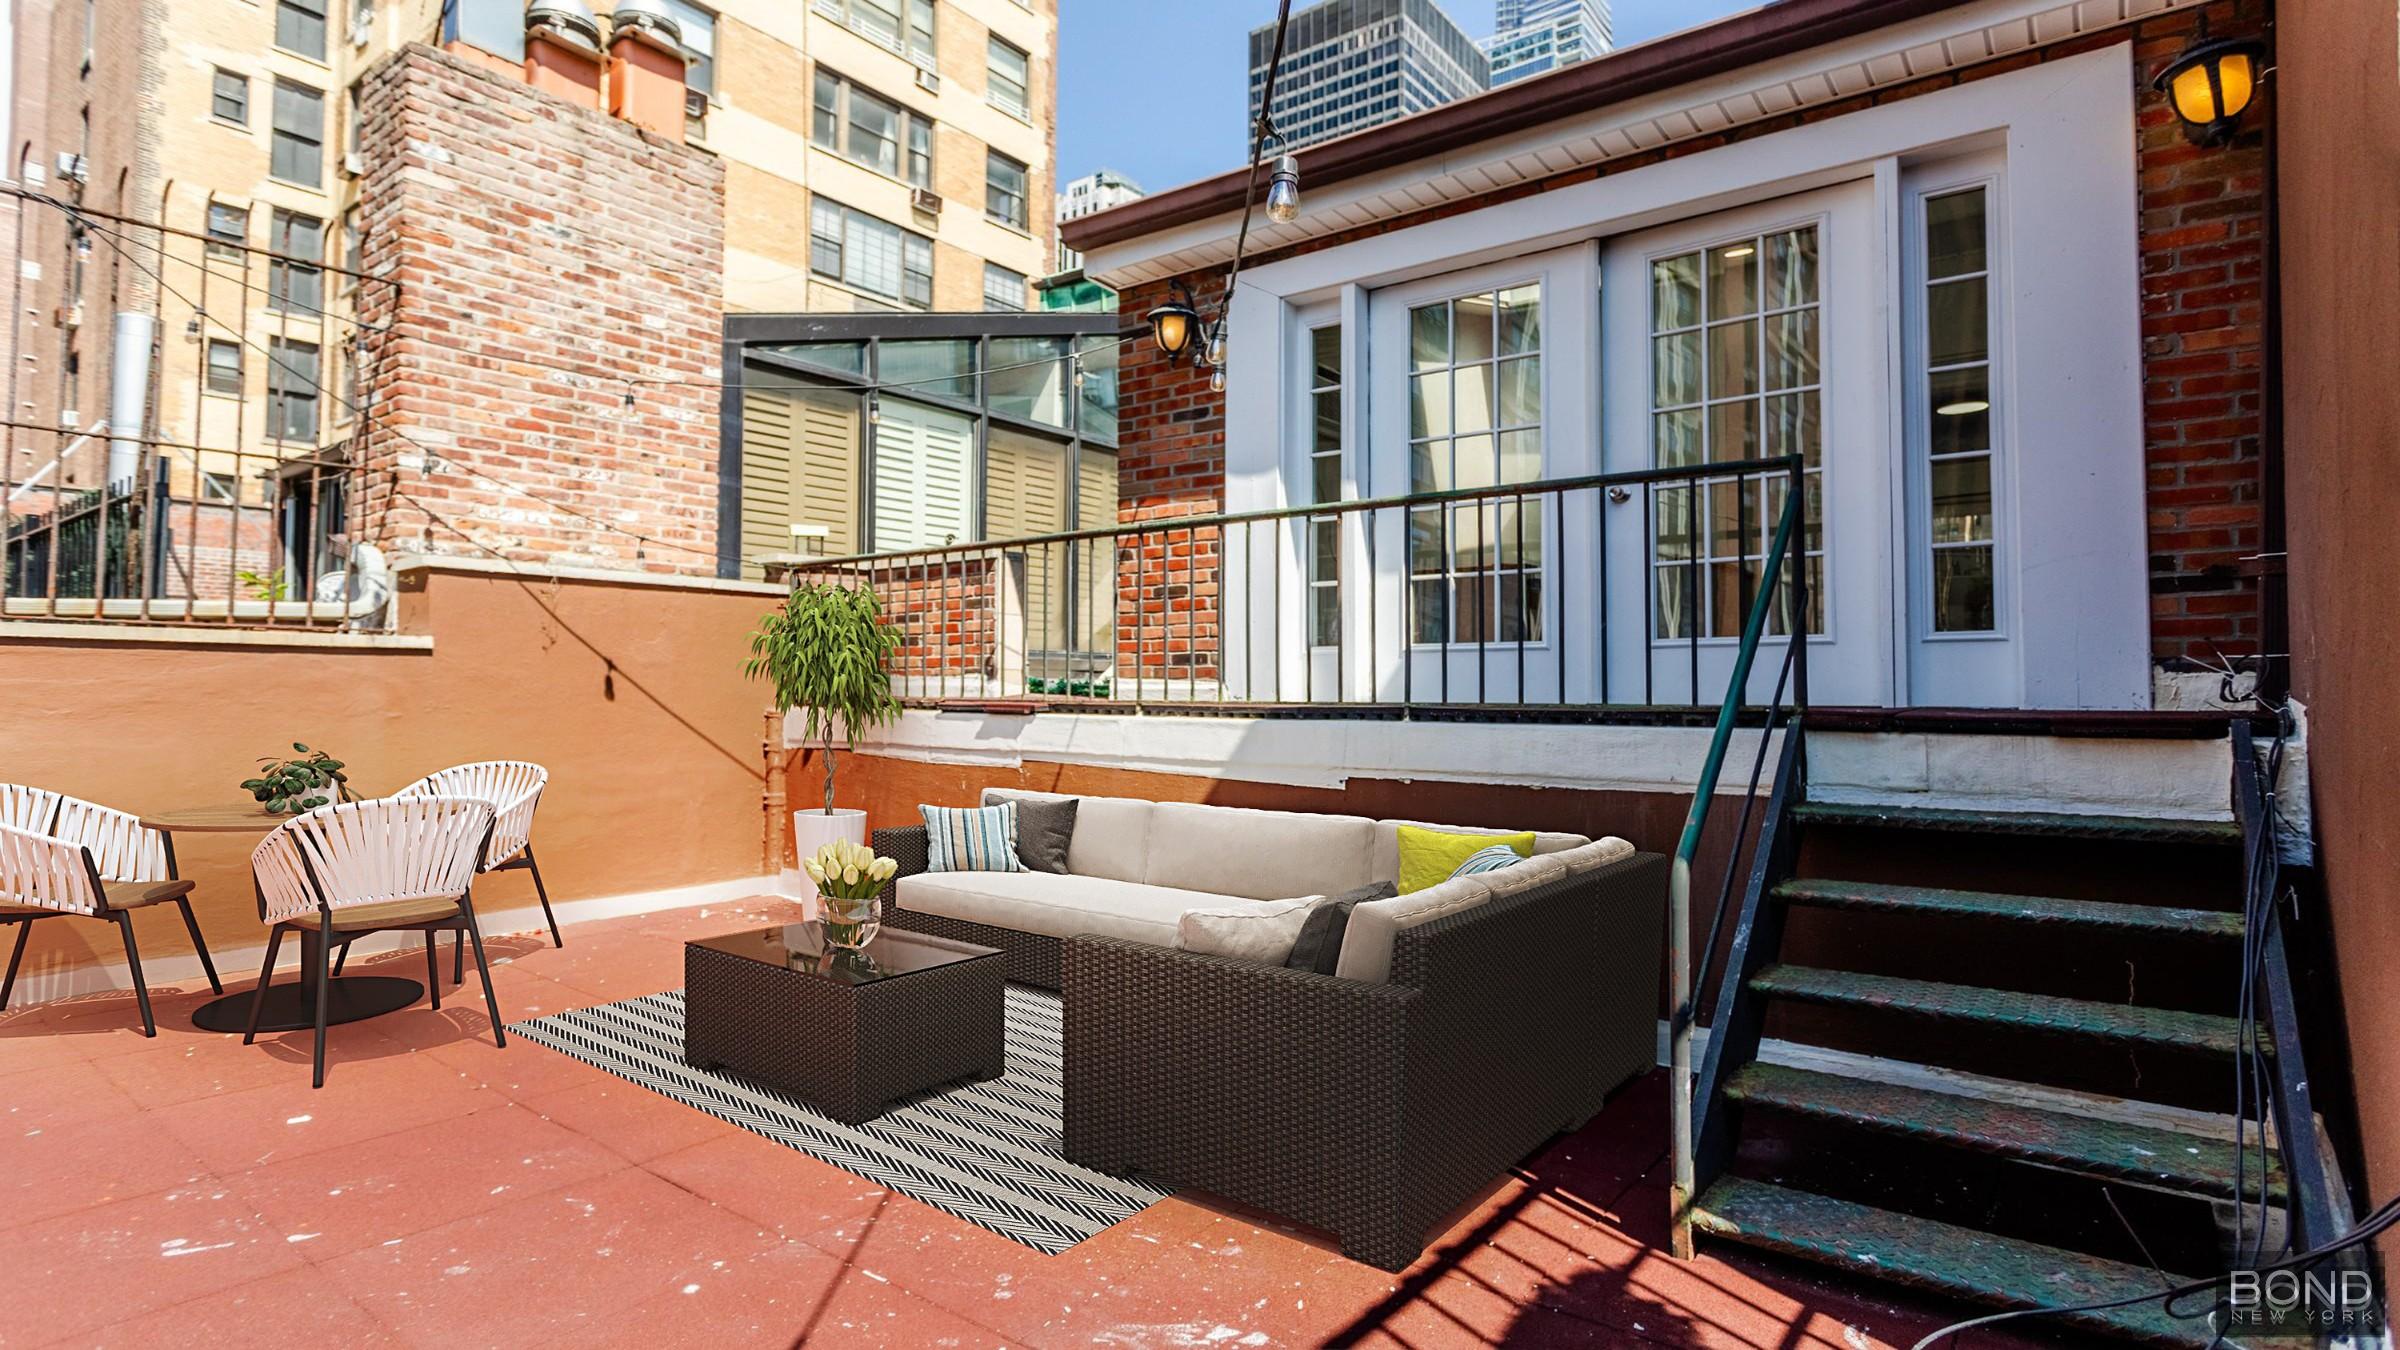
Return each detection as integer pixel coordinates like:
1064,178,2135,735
248,796,501,1087
385,763,557,969
0,820,203,1036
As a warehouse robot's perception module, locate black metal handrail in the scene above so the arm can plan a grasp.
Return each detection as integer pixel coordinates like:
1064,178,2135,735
779,453,1811,715
2232,719,2340,1252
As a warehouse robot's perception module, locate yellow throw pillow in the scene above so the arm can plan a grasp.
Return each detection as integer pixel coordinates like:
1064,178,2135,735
1394,825,1536,894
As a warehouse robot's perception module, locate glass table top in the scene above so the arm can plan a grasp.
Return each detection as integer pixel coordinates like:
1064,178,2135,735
687,923,999,986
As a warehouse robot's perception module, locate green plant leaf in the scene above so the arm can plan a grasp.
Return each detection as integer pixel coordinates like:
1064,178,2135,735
293,742,308,752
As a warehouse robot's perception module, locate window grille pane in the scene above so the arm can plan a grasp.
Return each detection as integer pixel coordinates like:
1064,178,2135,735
212,69,247,123
276,0,328,58
988,37,1029,117
270,81,324,186
983,263,1025,312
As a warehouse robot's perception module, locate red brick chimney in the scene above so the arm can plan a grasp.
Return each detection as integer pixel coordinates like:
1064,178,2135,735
523,0,607,110
605,0,690,144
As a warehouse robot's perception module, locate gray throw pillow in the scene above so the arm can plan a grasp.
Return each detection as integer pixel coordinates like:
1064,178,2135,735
1012,795,1079,873
1284,880,1398,975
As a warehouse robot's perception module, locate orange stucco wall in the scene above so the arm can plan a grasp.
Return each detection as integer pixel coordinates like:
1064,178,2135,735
0,565,782,988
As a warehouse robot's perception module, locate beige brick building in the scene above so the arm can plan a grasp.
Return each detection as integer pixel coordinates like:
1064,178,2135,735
3,0,1056,596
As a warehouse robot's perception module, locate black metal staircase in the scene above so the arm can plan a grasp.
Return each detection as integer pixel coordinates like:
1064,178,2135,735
1670,720,2337,1348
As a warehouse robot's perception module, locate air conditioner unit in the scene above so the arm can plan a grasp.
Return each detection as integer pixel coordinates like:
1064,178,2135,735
684,88,710,135
60,303,81,330
54,153,87,184
911,188,942,216
914,67,941,94
342,151,365,177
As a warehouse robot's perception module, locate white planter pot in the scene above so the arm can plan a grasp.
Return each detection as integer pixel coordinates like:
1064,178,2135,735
789,807,869,911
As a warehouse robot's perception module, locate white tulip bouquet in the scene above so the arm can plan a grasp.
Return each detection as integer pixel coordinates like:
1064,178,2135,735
805,839,899,948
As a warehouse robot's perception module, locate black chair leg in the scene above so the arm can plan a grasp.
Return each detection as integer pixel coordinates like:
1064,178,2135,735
454,930,464,986
424,931,441,1011
525,847,562,948
244,926,285,1045
333,940,351,977
458,900,505,1048
1,921,29,1011
114,911,155,1038
175,899,223,995
310,929,332,1089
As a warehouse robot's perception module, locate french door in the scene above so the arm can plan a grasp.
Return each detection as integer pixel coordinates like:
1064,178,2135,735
1599,181,1892,708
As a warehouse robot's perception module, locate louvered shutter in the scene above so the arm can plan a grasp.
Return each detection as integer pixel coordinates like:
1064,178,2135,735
740,387,859,578
986,431,1068,652
871,400,974,552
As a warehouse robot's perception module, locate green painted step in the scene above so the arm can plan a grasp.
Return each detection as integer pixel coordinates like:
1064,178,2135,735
1690,1178,2216,1347
1748,965,2250,1057
1774,879,2247,939
1724,1063,2283,1202
1791,802,2243,846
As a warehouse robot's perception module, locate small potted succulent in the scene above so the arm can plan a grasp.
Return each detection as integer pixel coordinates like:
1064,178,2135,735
803,840,899,949
242,743,352,815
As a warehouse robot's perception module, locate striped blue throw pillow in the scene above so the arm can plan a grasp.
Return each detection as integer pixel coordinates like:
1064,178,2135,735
1449,843,1525,880
921,802,1028,874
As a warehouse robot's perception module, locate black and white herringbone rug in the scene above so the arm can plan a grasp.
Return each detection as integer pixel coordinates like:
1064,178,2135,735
507,986,1170,1254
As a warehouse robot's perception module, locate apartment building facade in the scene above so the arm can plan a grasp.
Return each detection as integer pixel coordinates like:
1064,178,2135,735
1246,0,1487,152
1482,0,1610,86
2,0,1054,603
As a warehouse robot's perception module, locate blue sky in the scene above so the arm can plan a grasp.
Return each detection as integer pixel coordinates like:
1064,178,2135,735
1057,0,1760,195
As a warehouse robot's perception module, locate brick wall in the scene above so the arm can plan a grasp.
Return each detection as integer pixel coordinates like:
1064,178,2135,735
353,43,726,576
1111,1,2270,674
1113,278,1224,682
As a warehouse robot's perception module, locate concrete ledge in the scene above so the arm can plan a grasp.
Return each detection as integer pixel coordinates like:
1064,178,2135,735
394,553,787,598
0,620,434,652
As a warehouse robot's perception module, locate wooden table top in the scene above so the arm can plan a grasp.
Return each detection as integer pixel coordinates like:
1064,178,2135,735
138,805,294,833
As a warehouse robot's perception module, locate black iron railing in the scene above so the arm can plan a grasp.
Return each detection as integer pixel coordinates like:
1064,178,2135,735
778,453,1814,718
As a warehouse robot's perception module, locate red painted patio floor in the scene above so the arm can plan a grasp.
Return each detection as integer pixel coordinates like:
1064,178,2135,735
0,897,2050,1349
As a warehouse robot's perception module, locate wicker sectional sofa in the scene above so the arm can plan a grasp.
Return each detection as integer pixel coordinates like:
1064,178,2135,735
872,789,1668,1270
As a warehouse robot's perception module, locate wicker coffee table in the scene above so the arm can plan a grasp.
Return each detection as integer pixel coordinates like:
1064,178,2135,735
682,922,1005,1124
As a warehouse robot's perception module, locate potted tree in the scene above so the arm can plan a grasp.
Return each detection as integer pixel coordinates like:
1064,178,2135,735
745,580,904,902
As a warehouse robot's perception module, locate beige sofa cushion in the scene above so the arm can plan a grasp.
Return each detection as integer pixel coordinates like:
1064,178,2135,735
1333,873,1496,983
1144,802,1378,900
898,869,1242,948
984,788,1153,884
1368,818,1591,884
1176,895,1324,964
1331,836,1637,982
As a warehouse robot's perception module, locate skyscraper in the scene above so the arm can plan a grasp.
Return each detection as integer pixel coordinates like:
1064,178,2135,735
1484,0,1613,87
1247,0,1489,152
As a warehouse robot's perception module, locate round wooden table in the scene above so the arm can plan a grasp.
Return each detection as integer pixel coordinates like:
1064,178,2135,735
144,806,427,1034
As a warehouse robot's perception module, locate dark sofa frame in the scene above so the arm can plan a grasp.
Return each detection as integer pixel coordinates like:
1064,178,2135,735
873,824,1668,1270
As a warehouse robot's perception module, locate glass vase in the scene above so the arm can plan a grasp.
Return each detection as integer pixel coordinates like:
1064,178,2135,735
818,892,881,950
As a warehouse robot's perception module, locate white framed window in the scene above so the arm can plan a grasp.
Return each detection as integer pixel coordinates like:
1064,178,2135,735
1305,323,1342,647
986,151,1028,230
987,36,1030,119
814,0,933,67
812,67,932,189
1646,226,1824,639
205,340,243,395
211,68,248,125
809,197,933,309
204,201,248,259
1920,185,1997,633
200,471,240,503
982,263,1026,312
275,0,328,60
269,80,324,187
1406,283,1544,645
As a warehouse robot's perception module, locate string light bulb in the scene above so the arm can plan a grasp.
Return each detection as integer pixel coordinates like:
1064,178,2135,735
1207,331,1227,368
1265,150,1301,224
1210,367,1226,394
